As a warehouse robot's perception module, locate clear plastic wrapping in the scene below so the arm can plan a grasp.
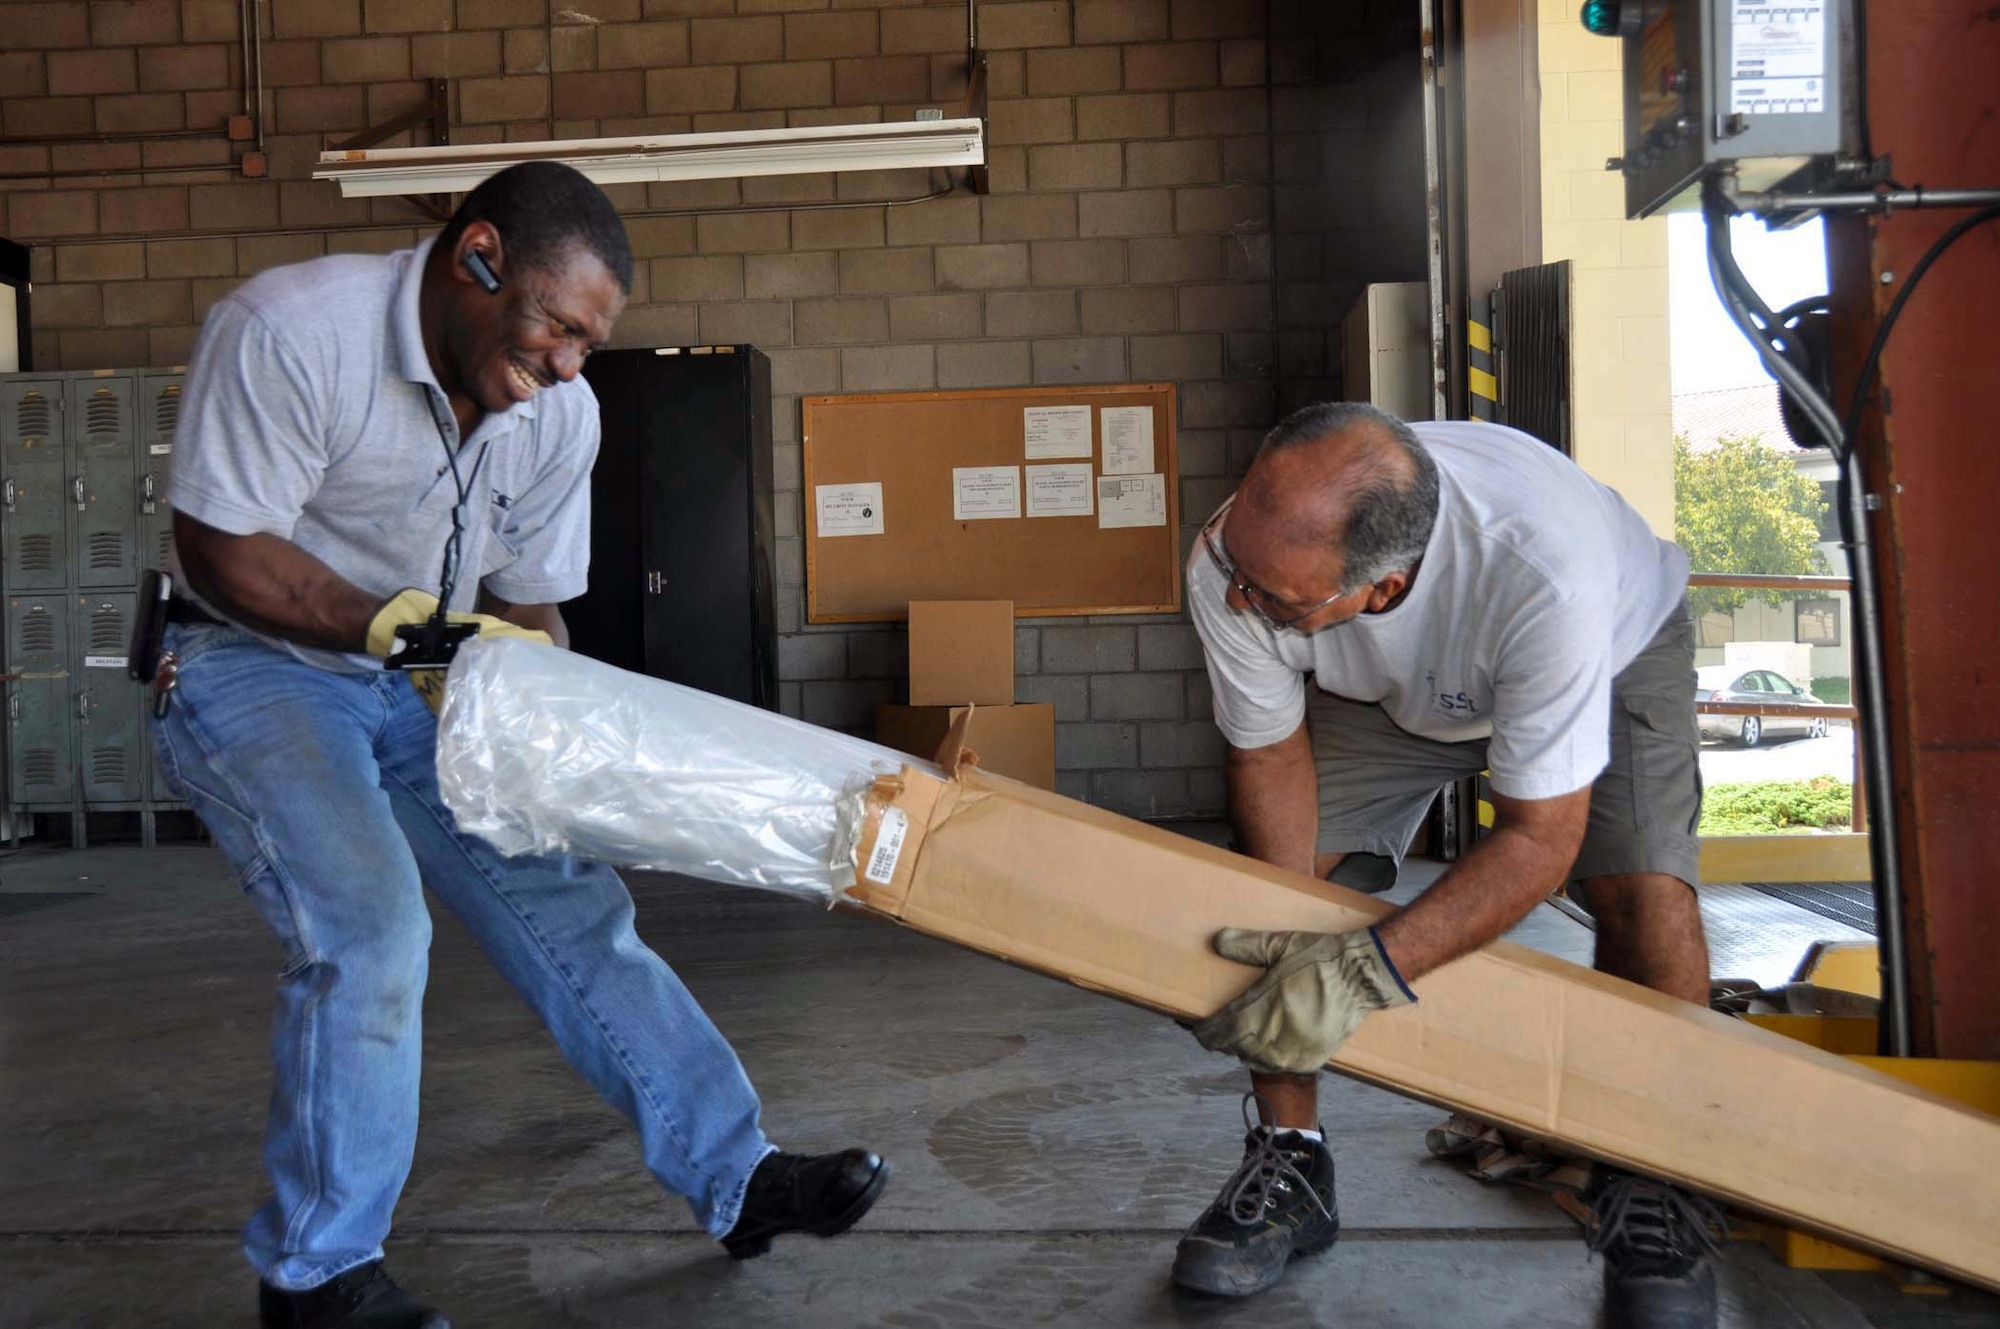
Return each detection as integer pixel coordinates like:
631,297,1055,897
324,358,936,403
434,636,929,905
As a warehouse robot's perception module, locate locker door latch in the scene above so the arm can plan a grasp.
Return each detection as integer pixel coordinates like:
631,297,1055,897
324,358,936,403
646,571,665,594
7,695,16,721
142,473,157,515
74,476,87,511
2,477,13,513
78,688,91,724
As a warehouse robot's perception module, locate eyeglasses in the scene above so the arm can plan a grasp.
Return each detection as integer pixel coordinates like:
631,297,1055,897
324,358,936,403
1198,497,1350,632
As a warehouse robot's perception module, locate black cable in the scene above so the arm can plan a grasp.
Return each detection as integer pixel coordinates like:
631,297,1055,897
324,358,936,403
1839,203,2000,446
1701,183,1845,454
430,416,491,613
1853,0,1872,165
1698,171,1907,1054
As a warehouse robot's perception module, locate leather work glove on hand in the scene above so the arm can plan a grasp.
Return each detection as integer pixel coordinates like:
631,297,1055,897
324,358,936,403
365,588,552,715
1191,927,1417,1075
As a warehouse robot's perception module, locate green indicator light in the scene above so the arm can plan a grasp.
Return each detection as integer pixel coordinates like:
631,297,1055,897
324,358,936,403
1580,0,1622,36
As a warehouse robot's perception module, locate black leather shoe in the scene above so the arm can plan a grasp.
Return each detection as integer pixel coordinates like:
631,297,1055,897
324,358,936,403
1591,1172,1725,1329
1171,1096,1339,1298
722,1147,891,1260
258,1261,450,1329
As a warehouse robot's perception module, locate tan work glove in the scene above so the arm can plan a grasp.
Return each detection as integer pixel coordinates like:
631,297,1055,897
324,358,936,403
365,588,552,714
1191,926,1417,1075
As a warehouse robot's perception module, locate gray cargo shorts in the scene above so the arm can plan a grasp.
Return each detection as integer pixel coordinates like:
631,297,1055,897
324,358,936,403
1307,601,1702,891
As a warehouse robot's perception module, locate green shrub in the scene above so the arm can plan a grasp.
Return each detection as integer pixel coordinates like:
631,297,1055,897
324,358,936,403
1811,676,1850,705
1700,778,1853,836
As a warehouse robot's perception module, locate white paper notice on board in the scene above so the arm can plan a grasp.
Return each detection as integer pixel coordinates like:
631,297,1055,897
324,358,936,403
815,481,884,537
1100,406,1154,475
1023,404,1092,459
1097,473,1167,529
953,466,1022,520
1025,463,1094,518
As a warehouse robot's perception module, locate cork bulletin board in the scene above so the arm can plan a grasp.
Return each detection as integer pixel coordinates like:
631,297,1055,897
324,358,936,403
802,383,1181,623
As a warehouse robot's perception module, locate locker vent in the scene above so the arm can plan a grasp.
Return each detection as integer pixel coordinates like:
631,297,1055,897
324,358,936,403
13,390,53,443
156,528,174,569
87,531,127,572
19,533,57,573
20,611,58,656
91,747,128,787
23,748,59,788
83,388,124,441
89,607,128,654
153,384,181,441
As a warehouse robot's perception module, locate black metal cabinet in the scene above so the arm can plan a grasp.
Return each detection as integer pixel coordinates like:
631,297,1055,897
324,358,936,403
570,346,776,709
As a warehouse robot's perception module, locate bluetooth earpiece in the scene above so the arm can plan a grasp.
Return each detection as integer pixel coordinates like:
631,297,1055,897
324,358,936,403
463,249,503,294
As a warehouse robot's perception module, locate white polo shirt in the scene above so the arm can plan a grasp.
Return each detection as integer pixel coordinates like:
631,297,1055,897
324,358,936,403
1190,421,1689,800
168,237,601,672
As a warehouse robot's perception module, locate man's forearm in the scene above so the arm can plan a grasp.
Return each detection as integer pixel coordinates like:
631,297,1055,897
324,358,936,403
176,514,384,653
1372,792,1588,981
1225,723,1319,875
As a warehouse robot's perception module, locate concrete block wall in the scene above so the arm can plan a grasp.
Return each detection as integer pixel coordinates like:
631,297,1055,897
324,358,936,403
1536,0,1673,537
0,0,1424,820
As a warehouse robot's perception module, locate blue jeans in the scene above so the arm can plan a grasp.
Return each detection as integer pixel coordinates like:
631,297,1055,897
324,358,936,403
150,623,772,1291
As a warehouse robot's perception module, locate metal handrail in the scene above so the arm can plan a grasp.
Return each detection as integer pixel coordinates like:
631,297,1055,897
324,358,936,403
1696,701,1855,719
1688,572,1851,592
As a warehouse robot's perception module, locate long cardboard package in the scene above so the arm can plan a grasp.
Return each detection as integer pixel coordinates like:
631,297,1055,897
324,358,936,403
843,758,2000,1291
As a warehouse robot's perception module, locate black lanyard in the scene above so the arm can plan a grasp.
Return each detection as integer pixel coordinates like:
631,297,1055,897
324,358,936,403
429,406,492,614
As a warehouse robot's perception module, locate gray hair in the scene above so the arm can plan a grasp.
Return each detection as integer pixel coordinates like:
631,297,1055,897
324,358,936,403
1259,401,1440,594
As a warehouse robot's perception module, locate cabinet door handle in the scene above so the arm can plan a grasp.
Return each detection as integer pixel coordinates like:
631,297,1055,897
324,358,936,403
142,473,157,514
74,476,87,511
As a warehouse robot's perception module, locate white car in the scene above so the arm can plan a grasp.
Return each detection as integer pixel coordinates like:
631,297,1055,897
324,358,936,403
1695,666,1830,747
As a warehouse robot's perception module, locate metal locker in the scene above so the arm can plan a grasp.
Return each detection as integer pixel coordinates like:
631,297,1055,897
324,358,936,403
1,378,67,593
138,372,181,574
76,593,146,805
4,595,73,808
67,374,139,589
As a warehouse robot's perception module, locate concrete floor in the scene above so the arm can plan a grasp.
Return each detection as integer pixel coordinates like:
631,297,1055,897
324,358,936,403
3,842,1996,1329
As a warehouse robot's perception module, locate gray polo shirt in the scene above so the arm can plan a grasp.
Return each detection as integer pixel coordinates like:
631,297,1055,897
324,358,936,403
169,237,600,672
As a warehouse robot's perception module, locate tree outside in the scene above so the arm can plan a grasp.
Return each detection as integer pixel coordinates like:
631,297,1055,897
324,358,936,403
1673,432,1830,617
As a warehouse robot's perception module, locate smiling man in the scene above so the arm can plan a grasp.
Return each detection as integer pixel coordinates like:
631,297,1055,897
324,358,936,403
153,163,887,1329
1174,402,1720,1329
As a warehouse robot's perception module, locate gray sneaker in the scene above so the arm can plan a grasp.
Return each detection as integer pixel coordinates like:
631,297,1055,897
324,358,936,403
1591,1172,1725,1329
1171,1095,1339,1298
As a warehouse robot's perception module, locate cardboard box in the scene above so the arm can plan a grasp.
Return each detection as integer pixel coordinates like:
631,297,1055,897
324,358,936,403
874,703,1055,791
841,732,2000,1292
908,599,1014,706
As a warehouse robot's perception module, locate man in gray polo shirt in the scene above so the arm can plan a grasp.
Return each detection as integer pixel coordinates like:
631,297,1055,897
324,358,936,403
154,163,888,1329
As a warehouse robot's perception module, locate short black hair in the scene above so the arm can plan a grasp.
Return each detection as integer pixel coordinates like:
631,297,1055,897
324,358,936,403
437,161,634,294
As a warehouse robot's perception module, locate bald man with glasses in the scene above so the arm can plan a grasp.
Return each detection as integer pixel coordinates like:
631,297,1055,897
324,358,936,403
1169,403,1721,1329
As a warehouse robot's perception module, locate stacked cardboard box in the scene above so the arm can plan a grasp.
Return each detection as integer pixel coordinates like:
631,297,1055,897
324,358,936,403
875,600,1056,790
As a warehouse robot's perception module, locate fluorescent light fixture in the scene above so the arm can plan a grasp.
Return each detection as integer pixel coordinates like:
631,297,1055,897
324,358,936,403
314,118,985,199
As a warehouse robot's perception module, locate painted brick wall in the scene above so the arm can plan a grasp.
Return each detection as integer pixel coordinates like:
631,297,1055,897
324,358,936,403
1536,0,1673,537
0,0,1424,818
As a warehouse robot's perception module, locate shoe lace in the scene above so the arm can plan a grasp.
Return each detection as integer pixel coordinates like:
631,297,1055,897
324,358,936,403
1219,1093,1334,1228
1587,1173,1725,1274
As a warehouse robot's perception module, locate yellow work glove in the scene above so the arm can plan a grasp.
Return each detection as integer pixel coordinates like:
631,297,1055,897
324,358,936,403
364,588,552,714
1190,926,1416,1075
